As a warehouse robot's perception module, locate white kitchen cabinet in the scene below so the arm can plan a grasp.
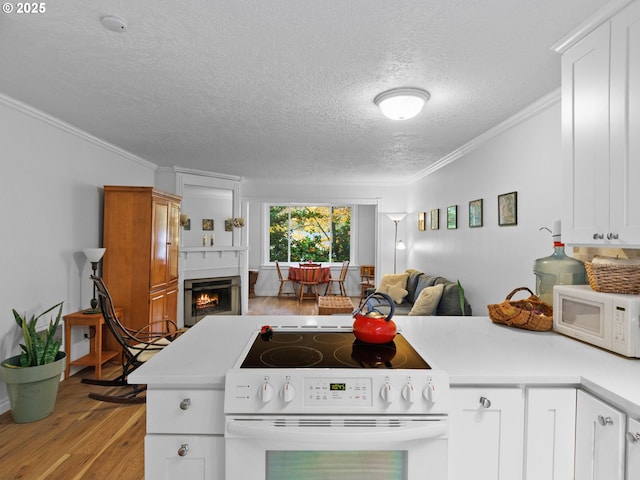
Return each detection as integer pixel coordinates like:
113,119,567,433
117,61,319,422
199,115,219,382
448,387,524,480
524,387,576,480
627,418,640,479
144,388,225,480
145,435,223,480
558,0,640,246
575,390,626,480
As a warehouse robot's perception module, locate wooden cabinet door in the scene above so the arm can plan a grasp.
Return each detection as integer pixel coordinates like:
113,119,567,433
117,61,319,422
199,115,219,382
149,290,167,332
168,201,181,283
561,21,611,245
449,387,524,480
610,0,640,244
151,198,169,290
628,418,640,479
575,390,625,480
165,284,178,324
525,388,576,480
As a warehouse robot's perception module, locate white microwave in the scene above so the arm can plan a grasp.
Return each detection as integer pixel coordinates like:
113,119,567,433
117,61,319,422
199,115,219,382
553,285,640,358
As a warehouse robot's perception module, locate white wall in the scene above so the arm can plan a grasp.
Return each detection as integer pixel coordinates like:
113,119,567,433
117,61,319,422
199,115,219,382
406,95,567,314
0,96,155,413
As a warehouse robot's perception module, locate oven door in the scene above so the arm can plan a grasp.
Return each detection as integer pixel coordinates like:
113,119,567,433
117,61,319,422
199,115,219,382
225,415,448,479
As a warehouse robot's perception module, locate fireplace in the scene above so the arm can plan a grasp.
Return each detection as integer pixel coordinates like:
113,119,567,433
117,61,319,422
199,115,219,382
184,276,240,326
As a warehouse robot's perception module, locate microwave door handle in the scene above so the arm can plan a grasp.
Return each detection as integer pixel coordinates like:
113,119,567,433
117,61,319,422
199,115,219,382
226,419,447,443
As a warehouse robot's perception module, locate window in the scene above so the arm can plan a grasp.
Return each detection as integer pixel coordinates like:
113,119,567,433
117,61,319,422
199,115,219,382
269,205,351,263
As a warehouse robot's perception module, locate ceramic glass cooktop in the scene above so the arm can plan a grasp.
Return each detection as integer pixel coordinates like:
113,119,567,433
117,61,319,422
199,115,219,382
240,330,431,369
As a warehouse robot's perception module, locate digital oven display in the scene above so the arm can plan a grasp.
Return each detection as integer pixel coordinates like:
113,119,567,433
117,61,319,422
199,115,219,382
330,383,346,391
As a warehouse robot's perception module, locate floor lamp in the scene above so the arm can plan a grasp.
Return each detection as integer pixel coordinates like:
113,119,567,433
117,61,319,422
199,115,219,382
83,248,106,314
386,213,407,274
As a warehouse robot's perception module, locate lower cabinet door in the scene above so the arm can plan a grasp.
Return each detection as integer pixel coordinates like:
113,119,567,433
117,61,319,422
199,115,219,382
626,418,640,479
525,387,576,480
145,434,223,480
449,387,525,480
575,390,625,480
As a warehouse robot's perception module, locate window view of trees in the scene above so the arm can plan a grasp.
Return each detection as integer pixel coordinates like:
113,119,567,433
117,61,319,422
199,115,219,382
269,205,351,263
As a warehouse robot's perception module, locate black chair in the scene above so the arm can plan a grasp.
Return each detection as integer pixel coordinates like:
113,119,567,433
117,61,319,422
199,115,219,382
81,275,180,404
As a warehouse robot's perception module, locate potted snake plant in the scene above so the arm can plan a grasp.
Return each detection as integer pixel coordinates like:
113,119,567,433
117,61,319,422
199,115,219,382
0,302,66,423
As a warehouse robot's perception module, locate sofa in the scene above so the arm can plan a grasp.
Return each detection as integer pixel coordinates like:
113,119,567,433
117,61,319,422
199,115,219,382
367,268,472,316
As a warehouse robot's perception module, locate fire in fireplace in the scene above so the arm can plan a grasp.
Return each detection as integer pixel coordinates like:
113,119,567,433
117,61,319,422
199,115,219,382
184,276,240,326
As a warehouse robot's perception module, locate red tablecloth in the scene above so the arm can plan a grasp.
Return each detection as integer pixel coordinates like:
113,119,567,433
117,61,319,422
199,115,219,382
288,266,332,284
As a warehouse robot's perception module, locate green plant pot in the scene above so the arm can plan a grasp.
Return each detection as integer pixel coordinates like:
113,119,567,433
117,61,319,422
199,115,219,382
0,351,66,423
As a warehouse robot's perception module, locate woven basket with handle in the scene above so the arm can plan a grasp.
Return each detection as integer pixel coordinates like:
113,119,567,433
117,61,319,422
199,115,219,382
487,287,553,332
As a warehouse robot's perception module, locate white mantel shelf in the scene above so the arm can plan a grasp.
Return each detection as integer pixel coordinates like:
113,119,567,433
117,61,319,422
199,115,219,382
180,245,249,258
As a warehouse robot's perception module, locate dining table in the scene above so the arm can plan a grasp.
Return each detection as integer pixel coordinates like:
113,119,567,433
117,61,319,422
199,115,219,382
287,265,332,284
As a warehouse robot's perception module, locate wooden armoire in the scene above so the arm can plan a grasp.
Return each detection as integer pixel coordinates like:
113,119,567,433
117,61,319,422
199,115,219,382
102,186,181,338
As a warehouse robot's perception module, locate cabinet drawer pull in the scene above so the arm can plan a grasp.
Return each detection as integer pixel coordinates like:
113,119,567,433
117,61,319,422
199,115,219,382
593,233,604,240
606,232,619,240
627,432,640,443
597,415,613,426
479,396,491,409
179,398,191,410
178,444,189,457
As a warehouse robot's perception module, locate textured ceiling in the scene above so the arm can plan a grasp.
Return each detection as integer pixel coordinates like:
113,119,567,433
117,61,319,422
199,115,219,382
0,0,610,184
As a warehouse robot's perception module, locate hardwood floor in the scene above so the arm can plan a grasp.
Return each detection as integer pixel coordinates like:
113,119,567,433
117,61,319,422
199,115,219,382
0,296,359,479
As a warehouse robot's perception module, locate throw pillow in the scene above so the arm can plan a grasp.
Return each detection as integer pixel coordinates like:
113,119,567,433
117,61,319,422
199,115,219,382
376,273,409,304
408,284,445,316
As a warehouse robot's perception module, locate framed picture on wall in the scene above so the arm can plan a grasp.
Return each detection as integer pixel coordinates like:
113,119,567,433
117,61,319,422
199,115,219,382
498,191,518,226
430,209,439,230
469,199,483,228
418,212,426,231
202,219,214,231
447,205,457,229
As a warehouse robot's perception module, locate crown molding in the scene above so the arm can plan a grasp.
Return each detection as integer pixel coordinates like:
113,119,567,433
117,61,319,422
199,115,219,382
406,88,561,183
0,92,156,171
551,0,634,53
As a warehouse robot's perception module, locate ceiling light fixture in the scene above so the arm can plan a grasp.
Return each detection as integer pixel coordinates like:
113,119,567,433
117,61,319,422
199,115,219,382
374,88,430,120
101,15,128,33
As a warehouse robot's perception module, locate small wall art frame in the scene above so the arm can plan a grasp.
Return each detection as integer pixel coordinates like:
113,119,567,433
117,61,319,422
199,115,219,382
447,205,457,229
498,191,518,226
202,219,214,231
469,198,483,228
418,212,426,231
430,209,439,230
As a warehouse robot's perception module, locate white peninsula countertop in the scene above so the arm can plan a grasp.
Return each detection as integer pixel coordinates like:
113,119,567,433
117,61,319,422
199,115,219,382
129,315,640,416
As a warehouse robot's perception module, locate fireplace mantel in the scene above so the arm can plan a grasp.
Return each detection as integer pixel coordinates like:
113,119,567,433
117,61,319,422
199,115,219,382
180,246,249,259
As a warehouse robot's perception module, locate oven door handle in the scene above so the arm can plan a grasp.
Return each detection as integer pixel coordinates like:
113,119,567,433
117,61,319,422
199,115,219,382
226,419,447,443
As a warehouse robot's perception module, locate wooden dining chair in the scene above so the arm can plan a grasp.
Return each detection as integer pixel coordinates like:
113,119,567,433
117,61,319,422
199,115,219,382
325,260,350,296
298,263,321,302
275,261,297,298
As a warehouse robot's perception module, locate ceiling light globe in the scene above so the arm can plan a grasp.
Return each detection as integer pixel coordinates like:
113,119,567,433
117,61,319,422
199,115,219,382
374,88,430,120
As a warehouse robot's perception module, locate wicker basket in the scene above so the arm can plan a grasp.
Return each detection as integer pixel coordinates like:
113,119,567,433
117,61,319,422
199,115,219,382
487,287,553,332
585,261,640,294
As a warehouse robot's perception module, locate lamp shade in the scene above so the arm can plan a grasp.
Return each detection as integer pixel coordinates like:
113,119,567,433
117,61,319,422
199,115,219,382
83,248,106,263
374,88,430,120
386,213,408,222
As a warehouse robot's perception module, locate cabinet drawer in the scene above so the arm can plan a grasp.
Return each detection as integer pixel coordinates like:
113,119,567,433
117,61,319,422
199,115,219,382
147,388,225,434
145,434,223,480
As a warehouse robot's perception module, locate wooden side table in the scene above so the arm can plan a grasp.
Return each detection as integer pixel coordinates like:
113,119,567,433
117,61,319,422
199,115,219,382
63,308,122,380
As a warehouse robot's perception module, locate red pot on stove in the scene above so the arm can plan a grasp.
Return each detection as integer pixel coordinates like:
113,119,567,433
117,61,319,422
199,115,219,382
352,292,396,344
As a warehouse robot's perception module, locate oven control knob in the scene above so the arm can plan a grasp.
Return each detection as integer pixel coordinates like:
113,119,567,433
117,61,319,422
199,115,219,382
380,383,394,403
280,382,296,403
258,382,275,403
402,383,417,403
423,383,437,404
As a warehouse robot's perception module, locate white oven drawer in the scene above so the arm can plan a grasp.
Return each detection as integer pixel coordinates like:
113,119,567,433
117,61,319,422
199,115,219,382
147,388,225,434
